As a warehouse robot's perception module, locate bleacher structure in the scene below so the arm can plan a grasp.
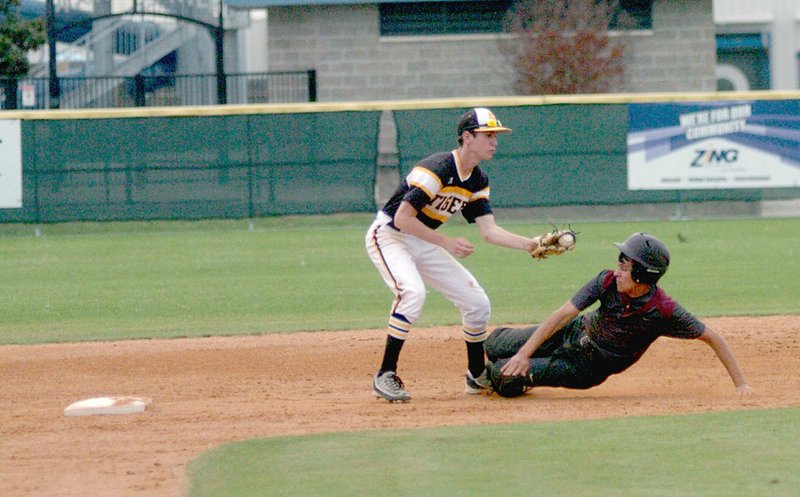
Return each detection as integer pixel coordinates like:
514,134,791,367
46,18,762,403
21,0,253,108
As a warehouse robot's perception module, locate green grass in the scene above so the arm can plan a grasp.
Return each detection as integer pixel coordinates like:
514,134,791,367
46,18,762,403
187,407,800,497
0,215,798,344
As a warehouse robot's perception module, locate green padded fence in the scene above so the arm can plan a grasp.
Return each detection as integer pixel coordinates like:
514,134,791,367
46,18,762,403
393,105,794,208
2,96,799,224
1,111,380,223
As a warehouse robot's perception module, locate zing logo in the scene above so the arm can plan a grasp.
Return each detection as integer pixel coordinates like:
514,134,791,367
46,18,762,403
691,147,739,167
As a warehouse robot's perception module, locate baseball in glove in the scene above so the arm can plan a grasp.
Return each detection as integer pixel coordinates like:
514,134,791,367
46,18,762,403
530,227,577,260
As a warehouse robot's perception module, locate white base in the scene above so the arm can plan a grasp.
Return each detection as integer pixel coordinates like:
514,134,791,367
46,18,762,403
64,396,152,416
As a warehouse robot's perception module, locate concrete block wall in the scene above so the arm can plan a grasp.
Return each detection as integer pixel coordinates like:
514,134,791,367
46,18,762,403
266,4,514,100
624,0,717,91
265,0,716,101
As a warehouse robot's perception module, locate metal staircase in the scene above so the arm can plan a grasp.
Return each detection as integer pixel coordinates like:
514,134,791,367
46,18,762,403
29,0,221,106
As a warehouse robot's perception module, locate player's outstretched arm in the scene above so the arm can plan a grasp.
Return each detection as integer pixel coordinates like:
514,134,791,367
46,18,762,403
474,214,537,252
696,327,754,396
500,301,580,377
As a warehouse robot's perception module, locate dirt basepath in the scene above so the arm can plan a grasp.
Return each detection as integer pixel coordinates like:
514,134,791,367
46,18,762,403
2,315,799,497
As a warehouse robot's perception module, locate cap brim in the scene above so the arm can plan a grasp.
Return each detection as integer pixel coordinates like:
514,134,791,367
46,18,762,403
473,126,512,133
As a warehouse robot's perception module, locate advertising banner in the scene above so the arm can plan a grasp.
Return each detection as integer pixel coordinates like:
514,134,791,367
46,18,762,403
627,100,800,190
0,119,23,208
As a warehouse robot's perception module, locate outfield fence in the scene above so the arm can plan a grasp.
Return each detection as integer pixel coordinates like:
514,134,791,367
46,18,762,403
0,110,379,223
1,93,799,223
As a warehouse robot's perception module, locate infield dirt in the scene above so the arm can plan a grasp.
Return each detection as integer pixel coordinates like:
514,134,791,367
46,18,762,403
2,315,799,496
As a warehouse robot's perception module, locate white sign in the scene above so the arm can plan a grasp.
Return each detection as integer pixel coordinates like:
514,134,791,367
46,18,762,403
21,84,36,108
0,119,23,208
628,136,800,190
627,101,800,190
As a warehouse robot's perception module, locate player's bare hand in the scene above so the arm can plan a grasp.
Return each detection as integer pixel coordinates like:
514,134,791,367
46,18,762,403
500,353,529,377
734,384,754,396
523,238,539,253
445,237,474,258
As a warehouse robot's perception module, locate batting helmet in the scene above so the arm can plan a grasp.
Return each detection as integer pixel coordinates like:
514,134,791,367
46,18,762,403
613,232,670,284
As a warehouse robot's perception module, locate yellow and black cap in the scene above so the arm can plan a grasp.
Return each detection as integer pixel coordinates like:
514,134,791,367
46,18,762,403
457,107,512,135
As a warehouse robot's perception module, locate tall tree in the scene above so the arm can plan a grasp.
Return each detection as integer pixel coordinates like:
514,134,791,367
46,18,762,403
500,0,632,95
0,0,46,77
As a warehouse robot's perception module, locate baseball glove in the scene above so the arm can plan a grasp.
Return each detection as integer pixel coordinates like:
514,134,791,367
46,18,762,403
530,228,577,260
486,361,528,398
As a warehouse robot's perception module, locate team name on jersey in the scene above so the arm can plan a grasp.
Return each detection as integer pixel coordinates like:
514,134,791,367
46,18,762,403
407,166,489,223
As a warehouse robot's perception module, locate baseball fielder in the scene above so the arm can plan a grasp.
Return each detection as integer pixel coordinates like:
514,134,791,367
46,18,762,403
484,232,754,397
366,107,560,402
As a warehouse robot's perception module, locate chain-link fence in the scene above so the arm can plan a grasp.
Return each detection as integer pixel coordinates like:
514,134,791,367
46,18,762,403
1,110,379,223
0,70,316,110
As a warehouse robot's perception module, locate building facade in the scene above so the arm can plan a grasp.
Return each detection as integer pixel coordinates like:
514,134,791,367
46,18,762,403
714,0,800,91
230,0,716,102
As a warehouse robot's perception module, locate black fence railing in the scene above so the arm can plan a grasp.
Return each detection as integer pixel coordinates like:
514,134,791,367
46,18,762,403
0,70,317,110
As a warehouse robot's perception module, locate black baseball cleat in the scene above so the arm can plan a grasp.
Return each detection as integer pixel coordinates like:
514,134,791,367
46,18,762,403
464,368,491,394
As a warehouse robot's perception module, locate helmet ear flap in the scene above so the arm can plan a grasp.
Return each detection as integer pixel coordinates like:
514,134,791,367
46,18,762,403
631,262,662,285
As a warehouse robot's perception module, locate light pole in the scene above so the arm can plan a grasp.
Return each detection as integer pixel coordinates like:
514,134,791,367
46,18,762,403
215,0,227,105
45,0,60,109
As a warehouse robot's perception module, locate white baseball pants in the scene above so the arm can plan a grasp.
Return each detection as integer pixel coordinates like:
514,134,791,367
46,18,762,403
365,212,490,342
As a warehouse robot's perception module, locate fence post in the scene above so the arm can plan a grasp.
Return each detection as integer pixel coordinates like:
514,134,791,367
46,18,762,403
32,126,43,231
308,70,317,102
134,75,146,106
215,0,227,105
45,0,60,109
2,79,19,110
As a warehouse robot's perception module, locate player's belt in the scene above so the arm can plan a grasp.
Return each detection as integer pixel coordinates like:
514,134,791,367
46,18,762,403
579,333,630,359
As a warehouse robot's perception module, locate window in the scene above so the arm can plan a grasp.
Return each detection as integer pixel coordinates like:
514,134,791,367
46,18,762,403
379,0,653,37
379,1,513,36
615,0,652,30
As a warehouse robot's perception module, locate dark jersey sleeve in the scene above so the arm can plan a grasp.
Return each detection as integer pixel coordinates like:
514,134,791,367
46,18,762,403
403,187,434,211
461,198,492,223
570,270,610,311
381,152,450,217
460,167,492,223
660,302,706,339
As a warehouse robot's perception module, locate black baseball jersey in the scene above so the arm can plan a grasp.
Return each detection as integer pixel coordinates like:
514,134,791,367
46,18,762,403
571,270,705,358
381,151,493,230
